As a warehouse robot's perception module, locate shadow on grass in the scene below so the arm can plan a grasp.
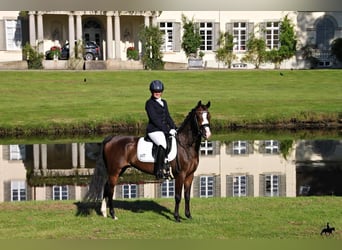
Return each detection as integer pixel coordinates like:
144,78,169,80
74,200,174,221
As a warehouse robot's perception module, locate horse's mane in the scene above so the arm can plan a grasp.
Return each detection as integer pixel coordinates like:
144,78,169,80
177,107,197,133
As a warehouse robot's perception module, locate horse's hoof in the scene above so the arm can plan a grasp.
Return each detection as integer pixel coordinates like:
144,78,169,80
113,216,118,220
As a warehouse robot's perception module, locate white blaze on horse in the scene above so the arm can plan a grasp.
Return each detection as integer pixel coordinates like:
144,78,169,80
85,101,211,222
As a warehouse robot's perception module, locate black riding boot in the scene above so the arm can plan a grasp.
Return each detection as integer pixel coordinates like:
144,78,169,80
154,146,166,179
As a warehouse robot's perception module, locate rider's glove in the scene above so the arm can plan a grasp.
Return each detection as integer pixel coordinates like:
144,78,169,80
169,129,177,136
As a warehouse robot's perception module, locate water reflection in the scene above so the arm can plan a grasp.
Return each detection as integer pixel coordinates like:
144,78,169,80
1,138,342,202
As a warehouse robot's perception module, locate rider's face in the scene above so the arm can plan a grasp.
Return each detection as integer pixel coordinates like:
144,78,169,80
152,91,162,98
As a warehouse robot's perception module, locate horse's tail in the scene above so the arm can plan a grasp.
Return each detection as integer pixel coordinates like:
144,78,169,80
83,136,112,202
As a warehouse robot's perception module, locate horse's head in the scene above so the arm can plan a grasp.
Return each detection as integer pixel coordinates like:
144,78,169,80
194,100,211,139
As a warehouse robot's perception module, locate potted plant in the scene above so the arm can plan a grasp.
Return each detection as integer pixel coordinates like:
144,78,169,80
181,14,202,68
49,46,61,60
126,47,139,60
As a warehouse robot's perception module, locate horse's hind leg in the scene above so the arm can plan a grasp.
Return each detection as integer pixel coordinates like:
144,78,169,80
107,176,118,220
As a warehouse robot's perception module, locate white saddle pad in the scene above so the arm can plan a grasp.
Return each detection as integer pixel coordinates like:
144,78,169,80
137,136,177,163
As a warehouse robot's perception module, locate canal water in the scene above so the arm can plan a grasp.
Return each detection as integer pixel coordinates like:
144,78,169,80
0,129,341,202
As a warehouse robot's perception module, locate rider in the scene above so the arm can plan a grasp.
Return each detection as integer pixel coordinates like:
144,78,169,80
145,80,177,179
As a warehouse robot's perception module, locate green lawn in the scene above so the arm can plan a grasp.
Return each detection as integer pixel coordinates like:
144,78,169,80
0,197,341,239
0,70,341,135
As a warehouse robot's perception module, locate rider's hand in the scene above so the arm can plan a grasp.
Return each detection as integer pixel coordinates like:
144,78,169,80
169,129,177,136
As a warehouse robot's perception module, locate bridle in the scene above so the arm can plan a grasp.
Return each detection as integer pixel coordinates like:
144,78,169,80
194,110,210,139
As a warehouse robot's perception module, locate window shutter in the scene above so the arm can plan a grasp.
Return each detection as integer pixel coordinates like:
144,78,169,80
46,186,52,200
173,22,181,52
0,20,6,50
259,22,266,40
214,175,221,197
4,181,11,201
116,184,122,198
69,185,76,200
226,175,233,197
248,141,254,154
3,145,9,160
213,141,221,155
247,22,254,39
155,183,161,198
259,174,265,197
259,141,266,154
247,175,254,197
225,142,233,155
279,174,286,197
193,176,200,197
214,22,220,51
138,184,143,198
225,22,233,34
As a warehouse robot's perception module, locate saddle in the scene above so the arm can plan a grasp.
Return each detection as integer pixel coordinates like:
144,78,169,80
137,136,177,163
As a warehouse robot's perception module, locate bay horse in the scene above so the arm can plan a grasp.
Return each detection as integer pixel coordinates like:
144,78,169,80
85,100,211,222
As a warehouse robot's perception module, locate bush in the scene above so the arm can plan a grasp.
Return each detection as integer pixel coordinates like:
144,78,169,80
22,43,44,69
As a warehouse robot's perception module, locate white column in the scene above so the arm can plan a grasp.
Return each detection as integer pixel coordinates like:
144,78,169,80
33,144,40,172
79,143,85,168
106,11,114,59
28,11,36,47
144,15,150,27
72,143,78,169
36,11,44,53
75,12,83,42
151,14,157,27
75,12,83,59
68,13,75,58
40,144,47,173
114,11,121,60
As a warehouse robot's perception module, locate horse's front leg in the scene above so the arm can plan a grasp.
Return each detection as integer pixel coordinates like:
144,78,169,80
174,173,185,222
184,174,194,219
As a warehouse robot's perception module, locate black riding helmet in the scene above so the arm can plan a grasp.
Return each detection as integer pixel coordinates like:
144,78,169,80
149,80,164,93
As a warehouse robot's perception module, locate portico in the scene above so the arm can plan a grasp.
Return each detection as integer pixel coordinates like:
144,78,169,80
28,10,159,61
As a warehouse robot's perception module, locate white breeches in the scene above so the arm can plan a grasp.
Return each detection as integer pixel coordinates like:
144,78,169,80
148,131,167,149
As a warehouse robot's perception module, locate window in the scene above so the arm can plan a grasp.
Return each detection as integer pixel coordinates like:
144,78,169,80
199,22,213,51
161,180,174,198
9,145,26,160
233,175,247,197
233,22,247,51
200,140,213,155
265,21,280,49
11,180,26,201
200,176,214,197
122,184,137,199
233,141,248,155
5,19,22,50
264,140,279,154
265,175,279,197
159,22,173,52
53,185,69,200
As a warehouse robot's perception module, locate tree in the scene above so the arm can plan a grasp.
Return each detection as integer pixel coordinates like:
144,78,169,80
139,25,165,70
331,37,342,63
215,31,237,68
181,14,201,58
267,15,297,69
242,35,267,69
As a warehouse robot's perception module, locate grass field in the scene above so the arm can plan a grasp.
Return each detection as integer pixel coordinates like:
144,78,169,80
0,197,341,239
0,70,341,136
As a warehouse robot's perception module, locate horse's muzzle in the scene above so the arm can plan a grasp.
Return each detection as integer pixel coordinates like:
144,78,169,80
203,125,211,139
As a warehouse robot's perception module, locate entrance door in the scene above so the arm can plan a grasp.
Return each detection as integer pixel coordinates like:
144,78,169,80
83,20,102,59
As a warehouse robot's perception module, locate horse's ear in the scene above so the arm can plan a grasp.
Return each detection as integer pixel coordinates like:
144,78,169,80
206,101,211,108
197,100,202,106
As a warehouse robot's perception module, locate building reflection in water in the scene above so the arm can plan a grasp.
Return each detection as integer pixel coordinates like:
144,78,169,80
1,139,342,202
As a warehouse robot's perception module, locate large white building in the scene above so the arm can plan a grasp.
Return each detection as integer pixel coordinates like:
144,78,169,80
1,11,342,69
